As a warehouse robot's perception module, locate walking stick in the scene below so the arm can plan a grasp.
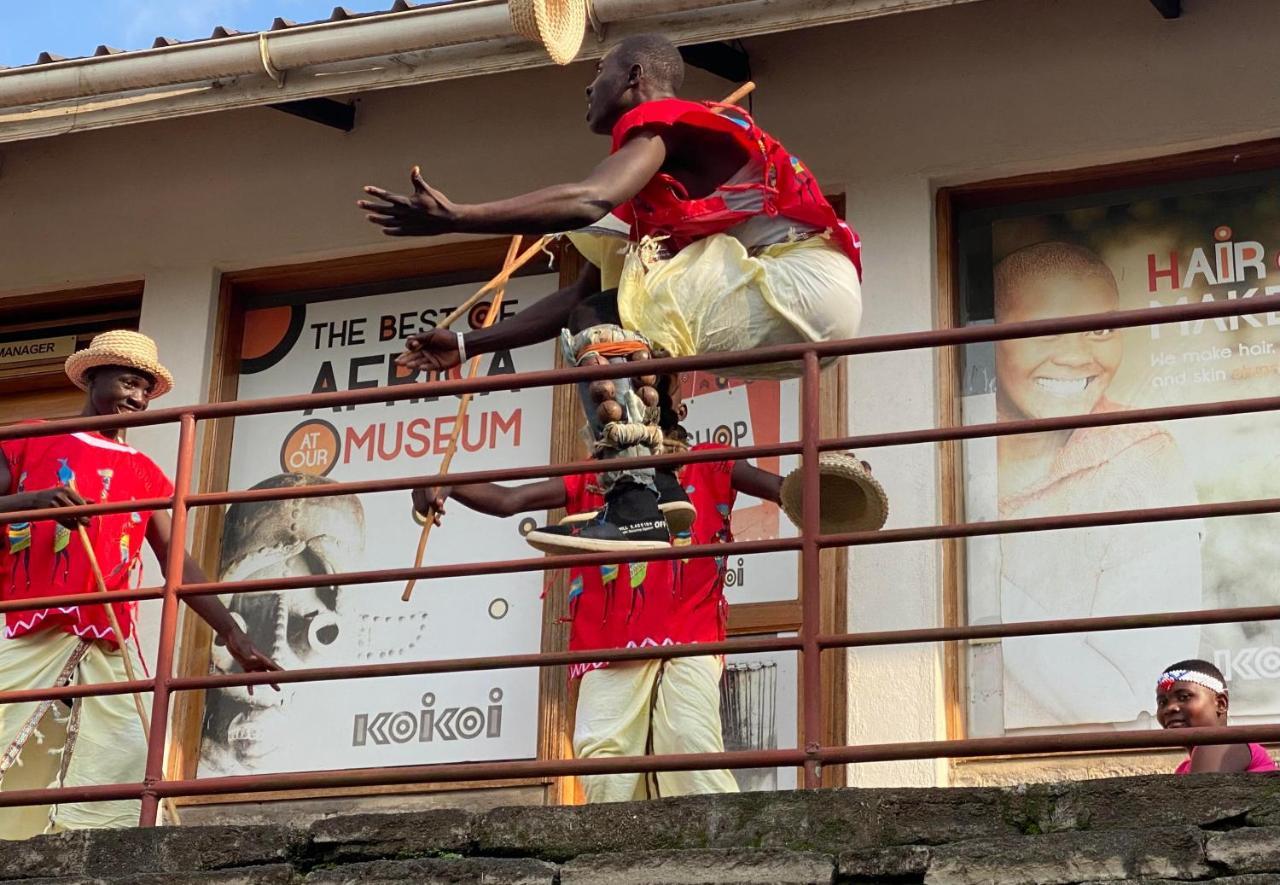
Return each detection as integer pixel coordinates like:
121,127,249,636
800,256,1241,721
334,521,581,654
76,525,183,824
400,81,758,601
403,235,524,602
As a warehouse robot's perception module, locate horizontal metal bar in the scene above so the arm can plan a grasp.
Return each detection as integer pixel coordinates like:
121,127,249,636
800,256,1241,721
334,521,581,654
178,536,804,598
818,602,1280,650
817,495,1280,549
819,722,1280,766
0,292,1275,442
0,677,152,707
3,720,1277,810
169,635,802,692
828,392,1280,452
94,391,1280,516
0,585,163,615
0,496,172,527
180,494,1278,600
186,441,803,508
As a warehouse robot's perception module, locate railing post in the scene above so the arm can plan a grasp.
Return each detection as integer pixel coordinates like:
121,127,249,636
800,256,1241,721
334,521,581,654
800,351,824,789
139,413,197,826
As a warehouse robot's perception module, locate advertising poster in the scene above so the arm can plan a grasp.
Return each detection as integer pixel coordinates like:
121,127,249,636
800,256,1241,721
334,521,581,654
680,373,800,607
960,172,1280,735
196,267,807,781
199,275,558,777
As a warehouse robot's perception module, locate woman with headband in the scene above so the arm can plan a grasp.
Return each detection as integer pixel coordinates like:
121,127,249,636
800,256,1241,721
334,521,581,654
1155,659,1276,774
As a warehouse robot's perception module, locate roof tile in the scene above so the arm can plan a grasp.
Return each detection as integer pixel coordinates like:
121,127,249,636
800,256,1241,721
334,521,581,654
14,2,464,71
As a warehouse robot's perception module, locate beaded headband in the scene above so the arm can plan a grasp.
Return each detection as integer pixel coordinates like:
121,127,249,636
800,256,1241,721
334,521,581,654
1156,668,1226,696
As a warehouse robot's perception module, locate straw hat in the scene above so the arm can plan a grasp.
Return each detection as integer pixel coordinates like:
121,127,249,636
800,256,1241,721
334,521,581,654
779,453,889,535
509,0,586,66
65,330,174,399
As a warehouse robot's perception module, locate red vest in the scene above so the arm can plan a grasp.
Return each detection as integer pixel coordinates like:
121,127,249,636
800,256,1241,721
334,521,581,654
560,443,736,679
610,98,862,278
0,424,172,648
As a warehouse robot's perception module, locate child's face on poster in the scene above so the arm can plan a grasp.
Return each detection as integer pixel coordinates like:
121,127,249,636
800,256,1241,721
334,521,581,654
996,275,1122,420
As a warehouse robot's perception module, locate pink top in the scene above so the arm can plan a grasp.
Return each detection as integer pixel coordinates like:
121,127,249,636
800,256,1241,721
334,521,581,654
1175,743,1277,774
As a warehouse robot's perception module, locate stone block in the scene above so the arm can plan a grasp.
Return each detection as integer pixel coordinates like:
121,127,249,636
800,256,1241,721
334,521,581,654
924,827,1208,884
306,809,473,863
475,789,1013,861
82,825,303,878
837,844,929,878
1206,826,1280,873
1045,774,1280,833
304,857,556,884
559,849,833,885
107,864,299,884
0,831,89,880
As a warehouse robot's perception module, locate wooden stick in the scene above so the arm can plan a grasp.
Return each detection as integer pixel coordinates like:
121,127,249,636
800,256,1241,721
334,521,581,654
403,235,524,602
719,80,756,108
75,525,183,825
434,234,551,333
77,526,148,728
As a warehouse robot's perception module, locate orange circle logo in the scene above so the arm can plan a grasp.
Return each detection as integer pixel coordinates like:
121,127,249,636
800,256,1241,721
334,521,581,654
279,420,340,477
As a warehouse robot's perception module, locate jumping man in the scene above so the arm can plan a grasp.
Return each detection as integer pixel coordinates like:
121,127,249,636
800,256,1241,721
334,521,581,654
359,34,868,556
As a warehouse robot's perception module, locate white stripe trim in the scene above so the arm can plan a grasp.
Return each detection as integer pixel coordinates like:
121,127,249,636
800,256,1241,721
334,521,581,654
4,606,127,642
71,432,137,454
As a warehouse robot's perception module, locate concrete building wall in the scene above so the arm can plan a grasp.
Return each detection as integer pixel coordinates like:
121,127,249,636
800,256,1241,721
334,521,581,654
0,0,1274,790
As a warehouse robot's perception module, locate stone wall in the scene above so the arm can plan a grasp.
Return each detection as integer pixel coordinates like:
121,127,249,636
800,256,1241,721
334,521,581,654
8,774,1280,883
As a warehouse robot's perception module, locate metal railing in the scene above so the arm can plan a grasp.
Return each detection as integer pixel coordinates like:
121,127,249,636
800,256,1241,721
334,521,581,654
3,292,1280,826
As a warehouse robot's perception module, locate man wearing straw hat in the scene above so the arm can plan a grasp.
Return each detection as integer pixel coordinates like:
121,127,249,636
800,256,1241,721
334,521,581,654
360,33,877,557
0,331,279,839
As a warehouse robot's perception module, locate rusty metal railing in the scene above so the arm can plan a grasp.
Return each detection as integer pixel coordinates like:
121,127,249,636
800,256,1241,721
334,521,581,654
2,292,1280,826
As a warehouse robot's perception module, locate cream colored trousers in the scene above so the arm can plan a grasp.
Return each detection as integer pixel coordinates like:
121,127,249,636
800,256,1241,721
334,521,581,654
573,655,740,803
569,230,862,381
0,630,149,839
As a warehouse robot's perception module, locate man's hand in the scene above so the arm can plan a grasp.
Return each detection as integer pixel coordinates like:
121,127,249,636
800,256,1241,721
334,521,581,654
26,488,90,529
358,167,461,237
396,327,462,374
220,627,283,696
412,486,452,527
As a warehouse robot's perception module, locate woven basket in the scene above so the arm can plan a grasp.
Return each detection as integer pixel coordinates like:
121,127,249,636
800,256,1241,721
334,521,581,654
509,0,586,66
779,453,889,535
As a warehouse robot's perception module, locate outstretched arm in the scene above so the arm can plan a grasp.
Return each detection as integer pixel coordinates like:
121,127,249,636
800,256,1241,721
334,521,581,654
145,512,281,683
731,461,784,504
414,478,567,522
359,134,666,237
397,263,601,373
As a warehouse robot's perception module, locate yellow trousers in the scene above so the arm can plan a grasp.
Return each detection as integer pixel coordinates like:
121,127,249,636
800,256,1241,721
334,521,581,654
569,230,862,381
0,630,149,839
573,655,740,803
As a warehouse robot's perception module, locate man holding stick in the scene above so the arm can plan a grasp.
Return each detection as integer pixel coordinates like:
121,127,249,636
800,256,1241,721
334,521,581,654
0,331,279,839
413,383,784,802
360,34,873,556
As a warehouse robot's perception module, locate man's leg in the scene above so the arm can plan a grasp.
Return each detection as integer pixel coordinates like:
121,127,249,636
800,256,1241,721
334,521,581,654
524,290,674,555
650,655,739,797
572,660,661,803
50,642,149,831
0,632,80,840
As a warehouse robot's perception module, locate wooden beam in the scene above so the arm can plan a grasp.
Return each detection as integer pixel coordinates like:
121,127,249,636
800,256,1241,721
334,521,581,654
679,41,750,85
269,97,356,132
